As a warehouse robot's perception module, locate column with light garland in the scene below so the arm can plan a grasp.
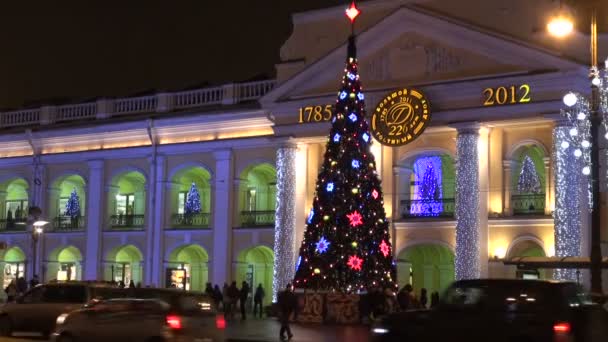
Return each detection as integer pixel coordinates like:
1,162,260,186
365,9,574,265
552,120,582,281
292,2,396,292
455,127,480,280
273,144,297,300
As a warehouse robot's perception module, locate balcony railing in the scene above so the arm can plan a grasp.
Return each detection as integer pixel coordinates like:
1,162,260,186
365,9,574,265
0,218,27,232
169,213,211,229
240,210,275,227
108,215,145,230
512,194,546,215
400,199,456,219
53,216,85,231
0,80,276,129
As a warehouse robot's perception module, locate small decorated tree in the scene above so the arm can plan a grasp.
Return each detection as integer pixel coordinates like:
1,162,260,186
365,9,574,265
184,182,201,218
517,155,541,194
64,188,81,229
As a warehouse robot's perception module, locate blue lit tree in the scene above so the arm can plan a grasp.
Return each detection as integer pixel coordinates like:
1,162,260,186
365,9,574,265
184,182,201,217
420,162,440,200
64,188,81,229
64,188,81,218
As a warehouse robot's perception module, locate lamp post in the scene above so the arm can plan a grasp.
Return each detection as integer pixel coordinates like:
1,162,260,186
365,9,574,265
31,220,47,280
548,4,605,294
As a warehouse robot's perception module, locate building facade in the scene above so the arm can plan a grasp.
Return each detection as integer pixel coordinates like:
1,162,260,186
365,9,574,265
0,0,607,299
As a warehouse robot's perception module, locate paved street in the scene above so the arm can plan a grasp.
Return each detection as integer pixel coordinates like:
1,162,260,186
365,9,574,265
0,318,372,342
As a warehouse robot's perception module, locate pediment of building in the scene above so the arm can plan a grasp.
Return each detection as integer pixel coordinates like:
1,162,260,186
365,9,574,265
261,5,582,105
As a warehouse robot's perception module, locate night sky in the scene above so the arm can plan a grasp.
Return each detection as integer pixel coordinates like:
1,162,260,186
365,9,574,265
0,0,349,109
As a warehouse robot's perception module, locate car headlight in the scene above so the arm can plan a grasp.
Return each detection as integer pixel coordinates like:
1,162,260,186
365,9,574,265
56,314,69,325
372,327,389,334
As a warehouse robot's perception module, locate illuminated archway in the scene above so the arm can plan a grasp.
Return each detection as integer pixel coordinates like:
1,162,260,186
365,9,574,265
236,246,274,305
238,163,276,227
510,144,547,215
108,170,147,229
396,243,455,296
105,245,143,286
47,246,83,282
167,244,209,291
1,247,26,289
169,165,212,228
0,177,29,231
49,174,86,231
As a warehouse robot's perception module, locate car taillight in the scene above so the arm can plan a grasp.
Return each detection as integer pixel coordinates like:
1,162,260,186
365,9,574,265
166,315,182,330
553,322,571,334
216,314,226,329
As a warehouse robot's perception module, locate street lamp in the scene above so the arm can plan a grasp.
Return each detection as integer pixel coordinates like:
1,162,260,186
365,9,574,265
548,4,606,294
32,220,47,281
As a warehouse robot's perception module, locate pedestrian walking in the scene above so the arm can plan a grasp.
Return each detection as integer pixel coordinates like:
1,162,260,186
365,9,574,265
430,291,440,308
129,280,135,288
253,283,265,318
16,277,27,295
240,281,250,320
4,280,17,302
213,284,223,309
227,281,240,320
277,283,296,341
205,282,214,297
420,288,428,309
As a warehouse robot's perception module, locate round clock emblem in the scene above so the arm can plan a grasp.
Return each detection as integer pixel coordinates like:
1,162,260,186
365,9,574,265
371,88,431,147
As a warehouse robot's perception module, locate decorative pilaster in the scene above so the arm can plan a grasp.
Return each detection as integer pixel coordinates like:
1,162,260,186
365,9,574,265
85,160,104,280
455,125,480,280
553,123,582,281
212,150,233,286
543,157,552,215
294,144,308,256
272,144,297,301
502,160,514,216
0,191,6,219
31,163,46,210
148,155,166,286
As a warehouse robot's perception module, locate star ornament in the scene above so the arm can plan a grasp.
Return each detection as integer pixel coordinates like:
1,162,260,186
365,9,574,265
345,1,360,23
347,255,363,271
316,236,330,253
347,210,363,227
379,240,390,257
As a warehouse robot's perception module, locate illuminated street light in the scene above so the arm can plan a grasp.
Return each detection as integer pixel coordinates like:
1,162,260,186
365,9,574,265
547,10,574,38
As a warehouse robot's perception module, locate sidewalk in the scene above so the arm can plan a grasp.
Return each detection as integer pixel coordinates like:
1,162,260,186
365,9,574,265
225,317,371,342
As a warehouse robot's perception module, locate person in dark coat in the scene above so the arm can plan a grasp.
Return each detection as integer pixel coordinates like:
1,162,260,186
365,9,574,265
253,283,265,318
239,281,250,320
277,283,296,341
227,282,240,319
420,288,428,309
205,282,214,297
213,284,223,309
397,284,414,311
129,280,135,289
430,291,440,308
16,277,27,295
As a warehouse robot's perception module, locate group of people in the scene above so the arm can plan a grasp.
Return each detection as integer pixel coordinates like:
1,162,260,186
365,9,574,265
363,284,440,320
204,281,266,320
4,274,39,302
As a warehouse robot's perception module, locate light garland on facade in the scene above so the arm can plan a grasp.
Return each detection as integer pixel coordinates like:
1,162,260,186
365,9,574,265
455,130,480,280
272,145,297,301
553,124,582,281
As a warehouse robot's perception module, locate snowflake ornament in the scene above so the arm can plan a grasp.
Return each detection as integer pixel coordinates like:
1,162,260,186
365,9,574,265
347,255,363,271
379,240,390,257
347,210,363,227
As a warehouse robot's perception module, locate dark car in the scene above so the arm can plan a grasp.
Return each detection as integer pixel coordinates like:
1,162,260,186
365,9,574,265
52,288,225,342
372,279,608,342
0,281,118,337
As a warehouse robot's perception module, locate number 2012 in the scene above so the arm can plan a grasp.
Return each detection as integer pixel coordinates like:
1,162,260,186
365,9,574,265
483,84,531,106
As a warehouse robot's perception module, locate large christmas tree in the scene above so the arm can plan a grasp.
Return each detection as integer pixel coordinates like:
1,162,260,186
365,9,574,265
184,182,202,216
64,188,81,219
293,4,396,292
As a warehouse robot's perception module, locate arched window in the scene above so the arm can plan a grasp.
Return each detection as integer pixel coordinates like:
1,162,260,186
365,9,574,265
511,145,546,215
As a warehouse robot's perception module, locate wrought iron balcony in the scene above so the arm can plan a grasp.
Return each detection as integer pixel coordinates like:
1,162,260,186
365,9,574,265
512,194,546,215
169,213,211,229
53,216,85,231
0,218,27,232
400,199,455,219
109,214,145,230
240,210,275,227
